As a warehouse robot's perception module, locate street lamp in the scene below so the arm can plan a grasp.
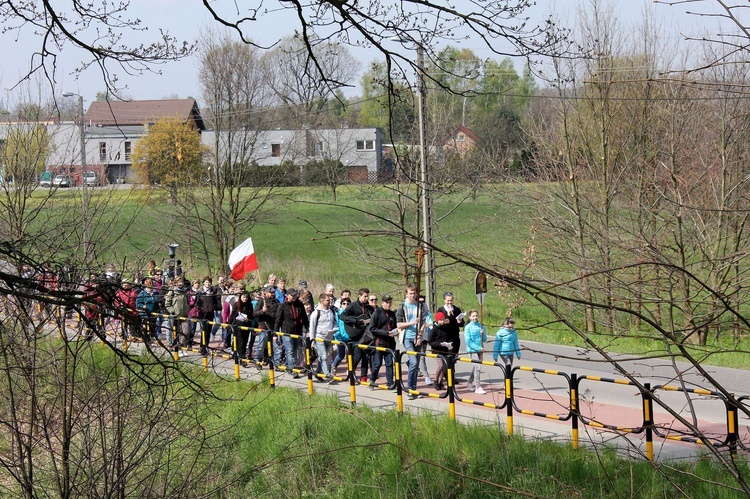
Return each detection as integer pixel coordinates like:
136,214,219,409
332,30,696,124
62,92,90,266
391,35,437,311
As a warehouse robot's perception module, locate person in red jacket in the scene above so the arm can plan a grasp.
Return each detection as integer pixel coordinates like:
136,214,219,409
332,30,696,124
114,280,139,340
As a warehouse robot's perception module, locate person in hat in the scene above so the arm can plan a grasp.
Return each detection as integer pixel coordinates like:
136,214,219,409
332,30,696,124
298,279,313,306
273,288,308,378
368,294,398,390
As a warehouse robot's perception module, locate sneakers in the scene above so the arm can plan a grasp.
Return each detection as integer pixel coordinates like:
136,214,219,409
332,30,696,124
424,376,432,385
292,373,301,379
466,381,475,392
407,393,420,400
387,384,397,391
474,386,487,395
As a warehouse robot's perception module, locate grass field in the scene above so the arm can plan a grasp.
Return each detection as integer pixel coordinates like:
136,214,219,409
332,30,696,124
32,183,750,369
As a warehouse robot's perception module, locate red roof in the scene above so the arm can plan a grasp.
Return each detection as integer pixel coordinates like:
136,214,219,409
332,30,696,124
84,99,204,130
452,126,480,144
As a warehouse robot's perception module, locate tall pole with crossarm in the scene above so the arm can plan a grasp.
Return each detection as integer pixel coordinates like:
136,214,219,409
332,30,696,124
392,35,437,311
415,43,436,312
62,92,90,267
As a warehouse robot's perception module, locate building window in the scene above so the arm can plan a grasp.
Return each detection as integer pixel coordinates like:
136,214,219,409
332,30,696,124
459,134,465,142
262,142,268,149
356,140,375,151
99,142,107,161
124,141,132,161
271,143,281,157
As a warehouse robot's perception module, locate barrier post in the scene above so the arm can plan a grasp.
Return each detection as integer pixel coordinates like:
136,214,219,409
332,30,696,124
268,332,276,388
395,350,403,413
447,354,456,420
201,323,208,371
172,319,180,361
99,312,105,345
347,343,356,406
570,373,579,450
505,363,513,435
233,329,240,380
726,395,738,458
306,338,314,395
643,382,654,461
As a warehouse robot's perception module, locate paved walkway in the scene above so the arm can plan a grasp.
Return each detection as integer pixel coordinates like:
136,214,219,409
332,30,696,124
59,318,748,463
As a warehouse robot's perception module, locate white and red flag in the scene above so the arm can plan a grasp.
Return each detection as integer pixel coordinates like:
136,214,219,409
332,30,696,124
228,237,259,280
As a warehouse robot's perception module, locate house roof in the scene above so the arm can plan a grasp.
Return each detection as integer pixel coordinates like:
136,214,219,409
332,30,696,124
449,126,480,144
84,99,205,130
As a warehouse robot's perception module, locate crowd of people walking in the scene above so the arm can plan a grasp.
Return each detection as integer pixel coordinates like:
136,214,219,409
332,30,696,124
23,261,522,397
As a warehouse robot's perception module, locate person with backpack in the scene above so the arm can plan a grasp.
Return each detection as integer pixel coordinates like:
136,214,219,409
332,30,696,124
368,294,398,390
331,296,352,374
396,285,430,399
308,292,338,381
164,276,190,349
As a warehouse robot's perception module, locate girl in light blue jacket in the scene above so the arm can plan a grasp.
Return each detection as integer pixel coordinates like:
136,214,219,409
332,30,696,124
463,310,487,394
493,317,521,367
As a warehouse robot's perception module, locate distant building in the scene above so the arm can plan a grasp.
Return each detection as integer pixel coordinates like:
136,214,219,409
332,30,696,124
202,127,383,183
47,99,204,184
443,126,480,157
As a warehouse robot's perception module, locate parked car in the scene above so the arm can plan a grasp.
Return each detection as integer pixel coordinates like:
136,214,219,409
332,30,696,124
39,171,53,187
82,171,97,186
53,174,75,188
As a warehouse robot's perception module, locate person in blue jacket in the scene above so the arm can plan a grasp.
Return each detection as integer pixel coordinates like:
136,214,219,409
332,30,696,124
464,309,487,394
493,317,521,367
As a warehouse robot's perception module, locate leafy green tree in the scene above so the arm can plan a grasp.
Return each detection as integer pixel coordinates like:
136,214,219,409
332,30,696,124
131,117,206,204
357,61,416,141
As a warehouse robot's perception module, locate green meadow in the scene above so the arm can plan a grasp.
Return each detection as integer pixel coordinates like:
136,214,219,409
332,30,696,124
34,183,750,369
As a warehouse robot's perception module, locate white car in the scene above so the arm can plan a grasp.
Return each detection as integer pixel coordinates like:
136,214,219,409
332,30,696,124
53,174,75,188
82,171,97,186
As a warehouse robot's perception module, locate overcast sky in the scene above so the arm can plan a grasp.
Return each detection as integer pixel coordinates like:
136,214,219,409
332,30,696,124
0,1,729,108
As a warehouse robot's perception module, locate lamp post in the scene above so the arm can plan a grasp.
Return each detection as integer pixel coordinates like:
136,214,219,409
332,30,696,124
392,36,437,311
62,92,90,266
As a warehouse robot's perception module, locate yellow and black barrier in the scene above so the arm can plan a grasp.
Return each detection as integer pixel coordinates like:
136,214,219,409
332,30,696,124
651,384,736,453
454,355,509,411
46,312,750,460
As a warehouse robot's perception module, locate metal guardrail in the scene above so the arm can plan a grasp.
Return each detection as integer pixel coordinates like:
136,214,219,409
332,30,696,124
41,306,750,462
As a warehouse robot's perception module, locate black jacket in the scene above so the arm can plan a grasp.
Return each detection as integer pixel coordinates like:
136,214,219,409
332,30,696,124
274,299,308,335
368,306,397,349
253,296,280,331
341,299,374,342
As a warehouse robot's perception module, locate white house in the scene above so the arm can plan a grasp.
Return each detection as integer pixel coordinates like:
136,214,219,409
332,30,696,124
47,99,204,184
202,127,384,183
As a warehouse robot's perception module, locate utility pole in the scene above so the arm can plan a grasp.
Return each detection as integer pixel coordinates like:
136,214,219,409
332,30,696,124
63,92,90,266
416,44,436,312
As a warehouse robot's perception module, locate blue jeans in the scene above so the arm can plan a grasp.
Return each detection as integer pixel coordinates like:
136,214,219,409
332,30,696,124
404,338,419,390
370,349,394,386
281,335,298,371
315,340,331,376
331,343,347,370
254,331,268,362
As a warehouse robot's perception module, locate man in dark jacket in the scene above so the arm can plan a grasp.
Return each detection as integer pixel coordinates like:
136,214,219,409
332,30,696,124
368,294,398,390
196,276,221,355
341,287,374,383
273,289,308,378
253,285,280,367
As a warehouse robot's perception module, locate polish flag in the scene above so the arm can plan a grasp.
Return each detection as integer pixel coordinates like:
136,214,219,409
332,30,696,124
228,237,259,280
